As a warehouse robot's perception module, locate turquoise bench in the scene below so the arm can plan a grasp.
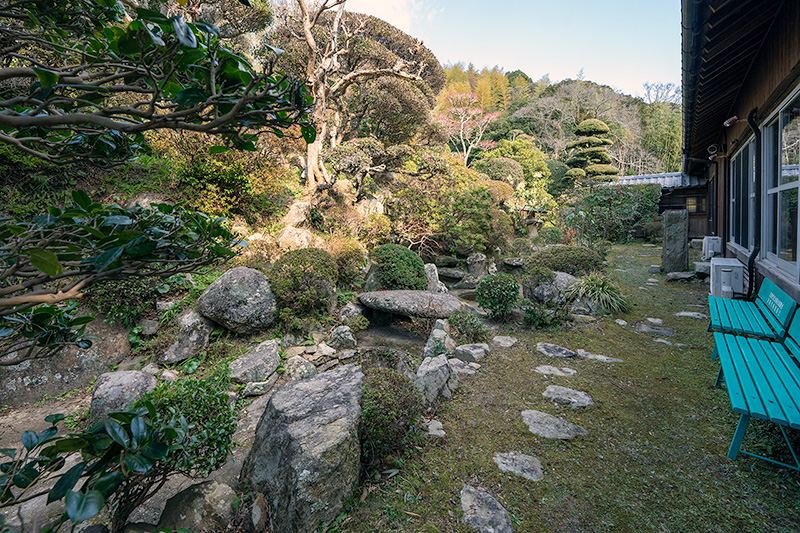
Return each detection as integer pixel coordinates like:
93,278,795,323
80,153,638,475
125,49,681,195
713,315,800,470
708,278,797,348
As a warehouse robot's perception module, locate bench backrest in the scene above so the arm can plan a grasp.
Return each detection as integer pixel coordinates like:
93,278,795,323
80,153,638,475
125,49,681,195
758,278,797,330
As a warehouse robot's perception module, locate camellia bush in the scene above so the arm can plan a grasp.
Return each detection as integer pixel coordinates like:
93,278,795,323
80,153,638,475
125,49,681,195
0,191,238,366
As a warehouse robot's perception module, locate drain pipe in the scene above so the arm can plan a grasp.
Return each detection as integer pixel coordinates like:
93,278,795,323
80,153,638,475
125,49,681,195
744,108,761,299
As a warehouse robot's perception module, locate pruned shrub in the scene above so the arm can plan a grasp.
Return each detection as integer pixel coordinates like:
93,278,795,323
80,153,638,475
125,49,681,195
476,273,520,319
568,272,629,315
268,248,338,317
360,368,424,468
524,246,603,277
370,244,427,290
448,311,489,344
84,277,158,328
331,240,367,290
480,180,515,204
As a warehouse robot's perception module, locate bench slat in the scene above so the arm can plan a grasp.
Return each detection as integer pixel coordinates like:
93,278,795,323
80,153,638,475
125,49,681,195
740,301,778,338
715,333,749,414
727,336,769,419
755,300,785,338
770,345,800,430
708,295,723,330
730,300,757,335
720,298,744,333
745,338,790,425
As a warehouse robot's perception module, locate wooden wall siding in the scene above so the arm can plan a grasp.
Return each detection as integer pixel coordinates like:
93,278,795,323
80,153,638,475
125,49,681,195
718,1,800,150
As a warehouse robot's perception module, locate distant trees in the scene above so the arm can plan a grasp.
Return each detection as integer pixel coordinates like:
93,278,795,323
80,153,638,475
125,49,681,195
436,92,500,165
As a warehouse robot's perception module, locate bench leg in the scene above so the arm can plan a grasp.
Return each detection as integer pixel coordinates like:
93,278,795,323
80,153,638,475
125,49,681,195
728,414,750,460
711,344,718,361
714,366,724,388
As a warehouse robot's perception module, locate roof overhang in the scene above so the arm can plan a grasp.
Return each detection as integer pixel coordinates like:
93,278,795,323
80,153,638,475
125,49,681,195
682,0,784,174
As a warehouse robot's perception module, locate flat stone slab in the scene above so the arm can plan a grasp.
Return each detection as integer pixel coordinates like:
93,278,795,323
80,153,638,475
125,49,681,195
576,349,622,363
521,410,588,440
646,317,664,325
427,420,445,438
448,358,477,377
358,290,462,318
534,365,576,376
666,271,695,282
543,385,594,409
492,336,518,348
493,452,544,482
635,323,676,337
536,342,576,358
460,486,514,533
654,338,673,345
615,319,628,326
675,311,708,319
454,343,490,363
649,265,661,273
647,278,659,283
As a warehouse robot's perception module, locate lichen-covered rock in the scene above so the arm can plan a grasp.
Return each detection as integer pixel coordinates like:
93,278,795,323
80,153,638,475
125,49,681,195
423,327,456,357
453,343,490,363
338,301,366,323
460,485,514,533
196,267,276,335
89,371,158,426
160,309,214,365
157,481,235,531
229,339,281,385
524,271,577,305
414,355,459,406
276,225,315,250
328,325,356,350
283,355,317,381
240,365,364,533
466,253,487,278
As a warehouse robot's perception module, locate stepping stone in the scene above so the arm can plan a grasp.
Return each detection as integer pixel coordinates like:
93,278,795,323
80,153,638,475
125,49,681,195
576,349,622,363
643,244,657,247
427,420,445,438
493,452,544,482
448,358,477,377
492,335,518,348
536,342,576,358
649,265,661,273
654,338,673,345
615,319,628,326
454,343,490,363
635,323,676,337
646,317,664,325
534,365,576,376
639,286,650,291
460,486,514,533
521,410,588,440
687,304,705,308
543,385,594,409
647,278,659,283
675,311,708,319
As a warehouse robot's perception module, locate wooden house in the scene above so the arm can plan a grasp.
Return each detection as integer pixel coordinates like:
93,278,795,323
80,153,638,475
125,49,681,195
683,0,800,299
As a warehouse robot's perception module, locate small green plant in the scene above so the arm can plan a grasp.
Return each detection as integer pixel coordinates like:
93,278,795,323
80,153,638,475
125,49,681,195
268,248,338,319
64,406,90,430
369,244,427,290
568,272,629,315
522,300,572,330
128,325,145,351
448,311,489,344
360,369,424,469
476,273,520,319
345,314,370,333
523,245,603,277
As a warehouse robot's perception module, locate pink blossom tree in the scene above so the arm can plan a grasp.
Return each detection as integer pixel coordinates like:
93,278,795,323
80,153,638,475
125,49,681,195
436,92,500,165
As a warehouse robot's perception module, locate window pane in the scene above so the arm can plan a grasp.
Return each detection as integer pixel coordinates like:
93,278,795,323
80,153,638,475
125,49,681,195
740,144,749,246
781,100,800,184
767,121,779,189
686,197,706,214
769,192,778,255
779,188,798,262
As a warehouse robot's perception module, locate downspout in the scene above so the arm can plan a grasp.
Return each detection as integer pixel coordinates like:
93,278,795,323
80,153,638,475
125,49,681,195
744,108,761,299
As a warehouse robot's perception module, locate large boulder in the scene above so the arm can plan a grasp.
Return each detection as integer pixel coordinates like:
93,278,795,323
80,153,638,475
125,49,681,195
196,267,276,335
425,263,447,293
157,481,235,531
523,271,577,304
0,319,129,408
662,209,689,273
229,339,281,384
89,371,158,426
328,325,356,350
358,290,462,319
276,225,315,250
160,309,214,365
414,355,459,407
240,365,364,533
466,253,487,278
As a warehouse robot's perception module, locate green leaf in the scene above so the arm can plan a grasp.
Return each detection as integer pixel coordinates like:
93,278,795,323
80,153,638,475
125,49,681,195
12,466,39,488
140,440,168,461
24,248,63,277
173,87,208,107
32,67,58,88
44,414,65,425
135,8,170,24
0,448,17,459
65,490,104,523
54,437,88,454
301,124,316,144
124,236,157,257
103,419,130,448
171,16,197,48
92,471,123,497
122,453,152,473
130,417,147,444
209,145,230,154
48,462,86,504
91,246,124,272
102,215,133,226
21,431,38,451
37,427,58,444
194,22,220,36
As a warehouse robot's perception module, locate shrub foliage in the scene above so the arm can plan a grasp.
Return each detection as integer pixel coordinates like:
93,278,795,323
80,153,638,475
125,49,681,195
476,273,520,319
524,246,604,277
268,248,338,317
370,244,426,290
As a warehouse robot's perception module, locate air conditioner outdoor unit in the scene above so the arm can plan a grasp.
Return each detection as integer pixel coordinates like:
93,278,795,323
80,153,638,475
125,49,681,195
702,236,723,261
710,257,744,297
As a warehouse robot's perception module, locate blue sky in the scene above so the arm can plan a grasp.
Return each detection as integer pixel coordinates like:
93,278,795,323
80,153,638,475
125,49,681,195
345,0,680,97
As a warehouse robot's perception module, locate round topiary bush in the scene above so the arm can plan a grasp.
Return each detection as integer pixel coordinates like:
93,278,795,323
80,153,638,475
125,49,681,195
370,244,427,290
360,368,424,468
268,247,338,316
523,245,603,277
476,272,520,319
